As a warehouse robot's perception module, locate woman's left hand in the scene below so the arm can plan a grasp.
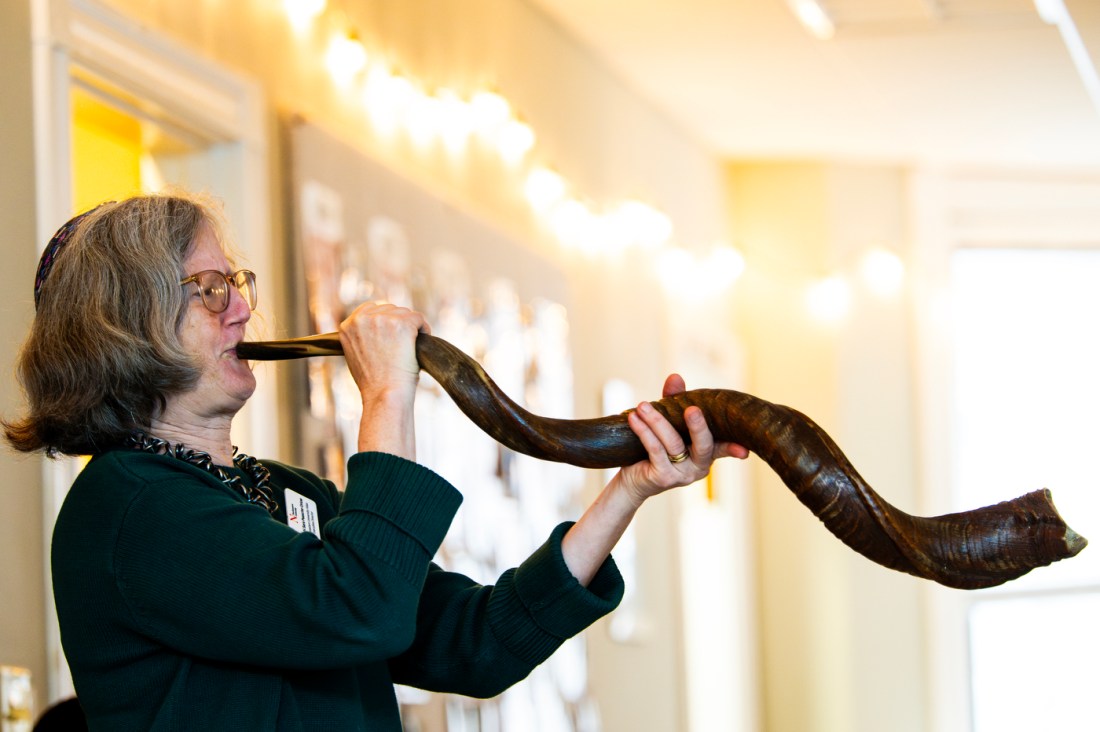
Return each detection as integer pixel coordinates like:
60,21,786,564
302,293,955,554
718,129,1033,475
561,374,750,586
618,373,749,508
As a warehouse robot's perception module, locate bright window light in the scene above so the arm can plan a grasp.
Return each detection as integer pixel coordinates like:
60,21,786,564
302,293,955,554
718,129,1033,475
952,248,1100,729
970,593,1100,730
950,249,1100,585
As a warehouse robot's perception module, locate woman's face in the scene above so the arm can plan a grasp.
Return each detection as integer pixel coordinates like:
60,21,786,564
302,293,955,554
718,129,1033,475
167,224,257,421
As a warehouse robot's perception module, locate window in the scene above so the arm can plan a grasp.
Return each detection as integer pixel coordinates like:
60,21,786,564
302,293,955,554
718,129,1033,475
950,248,1100,731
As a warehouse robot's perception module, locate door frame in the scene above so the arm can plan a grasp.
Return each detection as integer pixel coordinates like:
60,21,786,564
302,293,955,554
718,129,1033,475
31,0,275,700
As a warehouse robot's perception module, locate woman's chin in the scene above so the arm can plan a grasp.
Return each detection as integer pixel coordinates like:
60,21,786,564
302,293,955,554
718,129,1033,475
219,360,258,405
234,372,258,403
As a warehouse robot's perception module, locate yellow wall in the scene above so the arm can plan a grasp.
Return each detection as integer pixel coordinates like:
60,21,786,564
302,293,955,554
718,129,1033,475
71,89,143,213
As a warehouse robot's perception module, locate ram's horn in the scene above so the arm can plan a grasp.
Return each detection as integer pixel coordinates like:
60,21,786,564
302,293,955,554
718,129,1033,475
237,333,1087,590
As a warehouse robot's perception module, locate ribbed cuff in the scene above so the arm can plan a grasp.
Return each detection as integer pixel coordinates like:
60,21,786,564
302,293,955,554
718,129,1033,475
339,452,462,557
486,522,624,663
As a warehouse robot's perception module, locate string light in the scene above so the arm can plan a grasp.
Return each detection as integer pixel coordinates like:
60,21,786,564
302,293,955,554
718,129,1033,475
282,2,741,291
657,244,745,300
708,245,746,284
363,67,415,137
806,275,852,323
524,167,567,213
470,91,512,136
608,200,672,249
436,89,473,156
658,247,695,293
497,118,536,165
325,31,367,86
549,199,597,252
859,248,905,298
406,89,441,150
593,213,632,255
282,3,914,313
284,0,326,32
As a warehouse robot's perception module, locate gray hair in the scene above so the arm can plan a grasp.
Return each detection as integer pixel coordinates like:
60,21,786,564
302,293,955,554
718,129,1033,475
5,191,236,456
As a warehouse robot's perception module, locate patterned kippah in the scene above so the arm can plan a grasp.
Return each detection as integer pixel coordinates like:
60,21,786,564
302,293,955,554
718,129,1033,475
33,206,104,310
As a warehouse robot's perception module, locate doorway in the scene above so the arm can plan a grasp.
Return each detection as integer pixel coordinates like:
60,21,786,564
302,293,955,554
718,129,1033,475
33,0,275,701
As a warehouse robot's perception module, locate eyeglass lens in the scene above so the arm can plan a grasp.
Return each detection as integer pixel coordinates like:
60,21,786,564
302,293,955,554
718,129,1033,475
194,270,257,313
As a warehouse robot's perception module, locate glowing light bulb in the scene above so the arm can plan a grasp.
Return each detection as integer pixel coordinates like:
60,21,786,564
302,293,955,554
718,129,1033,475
607,201,642,246
550,199,595,251
364,67,412,137
325,32,367,86
497,118,535,165
470,91,511,134
634,201,674,248
806,275,851,322
707,245,746,286
859,248,905,298
436,89,472,156
406,89,441,150
657,247,694,293
284,0,326,31
525,168,566,213
594,212,631,254
602,200,672,249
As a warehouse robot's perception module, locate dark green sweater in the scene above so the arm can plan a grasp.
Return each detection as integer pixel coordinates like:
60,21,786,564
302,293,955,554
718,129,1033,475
52,450,623,731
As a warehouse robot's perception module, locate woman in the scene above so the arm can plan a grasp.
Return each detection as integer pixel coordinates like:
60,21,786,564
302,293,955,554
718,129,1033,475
6,192,746,731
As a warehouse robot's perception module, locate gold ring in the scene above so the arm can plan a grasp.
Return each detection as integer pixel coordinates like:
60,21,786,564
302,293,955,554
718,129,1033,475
667,449,690,464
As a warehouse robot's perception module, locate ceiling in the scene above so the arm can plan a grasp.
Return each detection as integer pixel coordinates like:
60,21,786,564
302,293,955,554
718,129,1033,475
528,0,1100,168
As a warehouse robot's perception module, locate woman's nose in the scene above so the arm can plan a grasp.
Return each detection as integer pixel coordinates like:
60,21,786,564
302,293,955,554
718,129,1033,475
226,283,252,321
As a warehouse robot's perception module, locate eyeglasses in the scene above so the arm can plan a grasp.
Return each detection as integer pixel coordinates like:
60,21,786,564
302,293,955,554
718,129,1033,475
180,269,258,314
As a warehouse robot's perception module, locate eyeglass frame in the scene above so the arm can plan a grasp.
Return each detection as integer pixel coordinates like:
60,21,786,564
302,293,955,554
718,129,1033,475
179,269,258,314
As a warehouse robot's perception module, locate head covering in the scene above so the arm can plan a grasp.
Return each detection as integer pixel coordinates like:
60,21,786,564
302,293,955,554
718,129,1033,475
34,205,107,310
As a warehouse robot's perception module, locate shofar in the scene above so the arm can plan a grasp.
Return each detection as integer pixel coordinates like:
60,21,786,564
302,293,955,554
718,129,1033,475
237,332,1087,590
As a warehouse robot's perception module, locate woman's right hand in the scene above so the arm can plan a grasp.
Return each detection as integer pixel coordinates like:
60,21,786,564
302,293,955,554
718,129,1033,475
338,302,430,459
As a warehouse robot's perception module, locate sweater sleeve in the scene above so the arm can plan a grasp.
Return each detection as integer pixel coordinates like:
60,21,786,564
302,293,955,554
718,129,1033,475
108,451,462,670
388,521,624,697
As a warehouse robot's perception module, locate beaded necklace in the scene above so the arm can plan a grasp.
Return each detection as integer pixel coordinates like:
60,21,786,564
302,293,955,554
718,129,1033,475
128,431,280,515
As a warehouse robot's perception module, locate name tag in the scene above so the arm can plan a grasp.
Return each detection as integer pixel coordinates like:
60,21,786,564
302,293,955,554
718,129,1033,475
284,488,320,538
